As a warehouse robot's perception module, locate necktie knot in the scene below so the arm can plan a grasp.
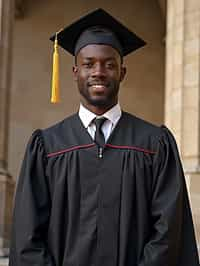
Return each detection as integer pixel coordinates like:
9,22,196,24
93,117,107,147
94,117,107,129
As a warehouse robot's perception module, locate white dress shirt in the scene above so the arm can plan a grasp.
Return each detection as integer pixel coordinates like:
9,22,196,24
78,103,122,142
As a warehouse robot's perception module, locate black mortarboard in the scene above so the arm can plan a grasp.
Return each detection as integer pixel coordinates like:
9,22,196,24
50,8,146,103
50,8,146,57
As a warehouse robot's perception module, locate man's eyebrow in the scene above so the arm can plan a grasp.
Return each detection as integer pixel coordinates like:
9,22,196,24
82,57,94,61
105,57,118,61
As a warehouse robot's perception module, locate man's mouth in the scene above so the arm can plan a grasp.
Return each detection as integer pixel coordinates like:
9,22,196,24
89,82,109,90
89,84,108,94
91,84,106,89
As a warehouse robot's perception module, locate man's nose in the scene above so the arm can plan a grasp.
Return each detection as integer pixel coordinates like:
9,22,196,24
91,63,106,77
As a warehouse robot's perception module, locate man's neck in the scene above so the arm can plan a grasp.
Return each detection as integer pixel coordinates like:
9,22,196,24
80,102,118,116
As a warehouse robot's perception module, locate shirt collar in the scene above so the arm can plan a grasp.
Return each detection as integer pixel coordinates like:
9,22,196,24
79,103,122,128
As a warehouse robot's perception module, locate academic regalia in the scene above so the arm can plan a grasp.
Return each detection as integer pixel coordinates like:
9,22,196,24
9,112,199,266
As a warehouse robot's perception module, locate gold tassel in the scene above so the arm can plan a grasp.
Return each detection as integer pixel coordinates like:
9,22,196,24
51,33,60,103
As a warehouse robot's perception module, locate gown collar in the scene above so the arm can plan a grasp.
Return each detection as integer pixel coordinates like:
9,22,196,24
78,103,122,129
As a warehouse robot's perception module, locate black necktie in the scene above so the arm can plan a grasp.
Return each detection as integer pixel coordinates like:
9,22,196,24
94,117,107,147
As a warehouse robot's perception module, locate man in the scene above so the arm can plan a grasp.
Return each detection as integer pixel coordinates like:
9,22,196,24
9,8,199,266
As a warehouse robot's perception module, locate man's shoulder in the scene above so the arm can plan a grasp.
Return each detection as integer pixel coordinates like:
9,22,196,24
122,111,163,137
108,111,165,151
36,113,80,153
42,113,78,136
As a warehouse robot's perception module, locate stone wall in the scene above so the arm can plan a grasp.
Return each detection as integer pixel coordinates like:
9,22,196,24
165,0,200,248
0,0,15,256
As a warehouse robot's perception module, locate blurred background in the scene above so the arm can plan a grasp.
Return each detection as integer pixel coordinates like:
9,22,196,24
0,0,199,264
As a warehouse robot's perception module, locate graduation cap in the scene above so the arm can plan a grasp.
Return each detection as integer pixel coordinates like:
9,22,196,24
50,8,146,103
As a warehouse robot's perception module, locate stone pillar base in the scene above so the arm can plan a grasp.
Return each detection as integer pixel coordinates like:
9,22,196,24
187,170,200,255
0,171,15,257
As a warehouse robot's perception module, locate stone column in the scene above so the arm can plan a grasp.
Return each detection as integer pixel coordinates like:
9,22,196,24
0,0,15,257
166,0,200,250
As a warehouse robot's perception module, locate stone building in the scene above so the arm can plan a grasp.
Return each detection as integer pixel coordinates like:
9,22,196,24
0,0,199,263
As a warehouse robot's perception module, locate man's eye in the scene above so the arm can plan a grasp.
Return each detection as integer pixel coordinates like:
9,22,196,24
106,62,115,68
83,62,93,68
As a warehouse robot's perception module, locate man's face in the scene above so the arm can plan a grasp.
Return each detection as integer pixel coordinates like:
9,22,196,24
73,44,126,112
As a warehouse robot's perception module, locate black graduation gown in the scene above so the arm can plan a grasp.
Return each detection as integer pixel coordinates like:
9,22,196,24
9,112,199,266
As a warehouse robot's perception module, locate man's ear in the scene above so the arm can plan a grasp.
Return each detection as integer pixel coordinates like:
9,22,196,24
73,66,78,81
120,66,127,82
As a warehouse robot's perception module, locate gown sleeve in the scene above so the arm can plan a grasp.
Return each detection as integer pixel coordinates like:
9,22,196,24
139,126,199,266
9,130,54,266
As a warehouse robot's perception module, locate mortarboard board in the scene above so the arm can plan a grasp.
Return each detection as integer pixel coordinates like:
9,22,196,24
50,8,146,103
50,8,146,56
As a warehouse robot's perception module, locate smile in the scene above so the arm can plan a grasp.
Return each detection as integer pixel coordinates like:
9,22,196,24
91,85,107,89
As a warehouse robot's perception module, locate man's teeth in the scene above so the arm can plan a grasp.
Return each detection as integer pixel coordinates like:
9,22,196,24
92,85,105,88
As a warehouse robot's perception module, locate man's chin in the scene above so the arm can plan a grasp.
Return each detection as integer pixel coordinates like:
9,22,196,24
88,97,110,107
